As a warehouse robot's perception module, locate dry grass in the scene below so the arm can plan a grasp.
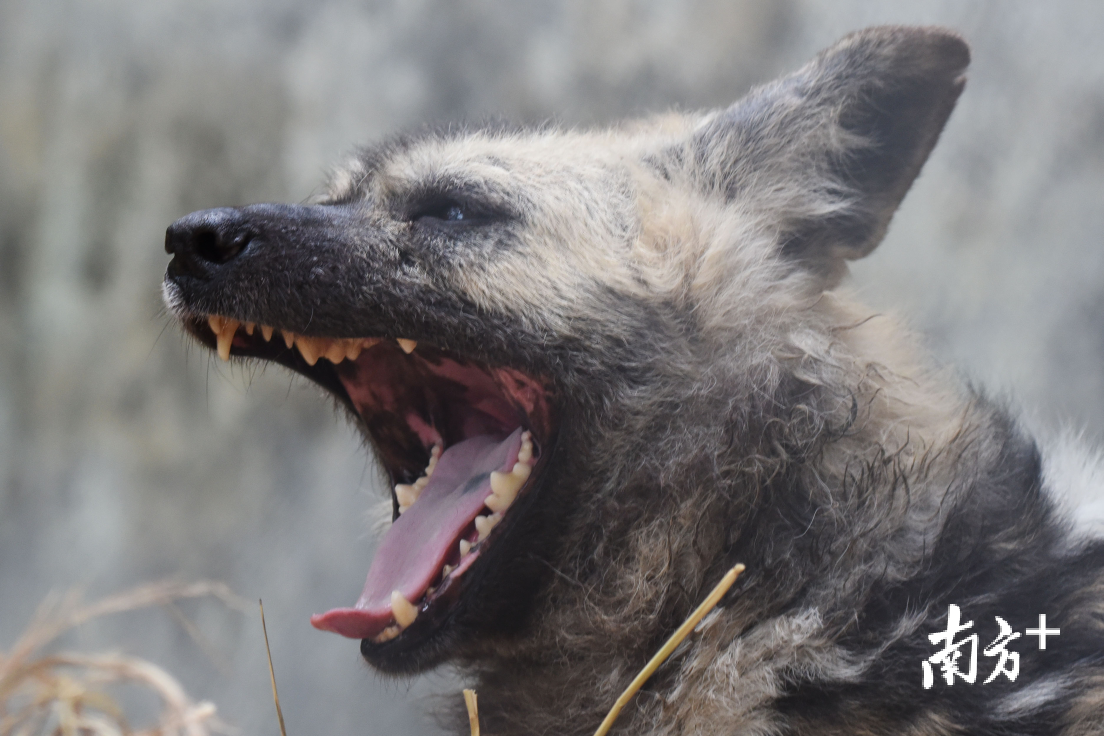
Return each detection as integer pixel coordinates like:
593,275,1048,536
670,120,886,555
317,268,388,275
1,568,745,736
462,690,478,736
0,581,249,736
591,564,744,736
257,602,286,736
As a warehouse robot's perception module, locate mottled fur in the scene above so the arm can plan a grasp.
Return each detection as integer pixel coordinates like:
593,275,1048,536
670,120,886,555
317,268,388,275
165,27,1104,735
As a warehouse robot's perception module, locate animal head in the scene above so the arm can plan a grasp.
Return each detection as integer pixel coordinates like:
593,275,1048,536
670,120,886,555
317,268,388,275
162,26,968,673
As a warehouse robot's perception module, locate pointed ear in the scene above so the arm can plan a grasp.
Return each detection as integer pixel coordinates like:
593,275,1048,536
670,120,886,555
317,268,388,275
692,26,969,275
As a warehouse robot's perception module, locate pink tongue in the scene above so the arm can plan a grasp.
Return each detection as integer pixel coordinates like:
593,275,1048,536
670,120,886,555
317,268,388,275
311,428,523,639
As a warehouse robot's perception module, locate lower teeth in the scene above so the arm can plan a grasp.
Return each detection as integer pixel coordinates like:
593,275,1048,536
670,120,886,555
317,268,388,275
381,435,536,639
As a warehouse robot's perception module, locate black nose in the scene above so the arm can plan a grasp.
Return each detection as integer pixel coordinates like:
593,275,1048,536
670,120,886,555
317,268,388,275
165,207,255,278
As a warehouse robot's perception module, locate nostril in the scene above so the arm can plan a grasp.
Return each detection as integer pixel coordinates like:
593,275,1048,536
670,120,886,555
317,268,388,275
193,227,251,264
193,229,219,262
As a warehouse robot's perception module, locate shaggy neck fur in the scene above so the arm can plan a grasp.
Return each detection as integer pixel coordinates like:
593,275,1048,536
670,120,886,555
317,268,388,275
459,289,1046,735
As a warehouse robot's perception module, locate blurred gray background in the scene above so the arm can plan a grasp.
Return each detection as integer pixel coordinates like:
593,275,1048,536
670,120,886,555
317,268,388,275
1,1,1102,734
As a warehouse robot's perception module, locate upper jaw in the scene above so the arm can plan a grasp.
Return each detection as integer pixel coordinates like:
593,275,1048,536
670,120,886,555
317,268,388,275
166,295,558,469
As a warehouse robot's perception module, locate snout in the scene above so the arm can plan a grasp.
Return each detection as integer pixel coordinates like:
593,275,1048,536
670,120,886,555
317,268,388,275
161,201,402,336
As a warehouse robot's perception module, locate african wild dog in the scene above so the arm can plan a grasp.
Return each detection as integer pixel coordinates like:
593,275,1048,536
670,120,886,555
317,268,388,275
162,26,1104,736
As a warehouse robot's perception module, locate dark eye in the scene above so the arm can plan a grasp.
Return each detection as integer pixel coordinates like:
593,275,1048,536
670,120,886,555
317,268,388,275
407,192,511,226
410,198,471,223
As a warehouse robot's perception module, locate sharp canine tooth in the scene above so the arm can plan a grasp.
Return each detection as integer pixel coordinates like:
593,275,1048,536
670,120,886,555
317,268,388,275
459,539,472,557
295,336,324,366
245,322,255,335
261,325,274,341
391,591,418,628
397,338,417,354
216,319,239,361
208,315,224,334
282,330,295,349
396,484,419,508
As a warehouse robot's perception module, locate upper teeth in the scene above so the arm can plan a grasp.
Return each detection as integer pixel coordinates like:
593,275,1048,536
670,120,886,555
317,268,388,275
204,313,413,365
208,315,240,361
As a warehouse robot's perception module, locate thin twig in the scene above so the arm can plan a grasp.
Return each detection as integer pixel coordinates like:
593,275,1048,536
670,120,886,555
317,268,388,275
463,689,479,736
259,601,288,736
592,564,745,736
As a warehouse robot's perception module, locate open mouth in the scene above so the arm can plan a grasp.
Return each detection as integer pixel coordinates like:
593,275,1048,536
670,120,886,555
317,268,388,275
187,315,557,647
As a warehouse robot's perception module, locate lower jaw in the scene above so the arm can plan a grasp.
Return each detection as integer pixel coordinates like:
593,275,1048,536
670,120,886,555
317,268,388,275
184,313,561,652
358,616,455,673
